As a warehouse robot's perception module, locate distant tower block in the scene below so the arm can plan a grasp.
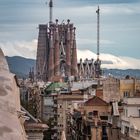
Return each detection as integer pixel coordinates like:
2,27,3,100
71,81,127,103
36,20,78,82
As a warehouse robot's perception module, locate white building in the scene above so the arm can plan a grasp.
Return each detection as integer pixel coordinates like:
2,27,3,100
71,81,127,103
121,97,140,140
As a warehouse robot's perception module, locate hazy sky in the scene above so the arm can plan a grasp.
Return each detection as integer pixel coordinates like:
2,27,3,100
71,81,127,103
0,0,140,69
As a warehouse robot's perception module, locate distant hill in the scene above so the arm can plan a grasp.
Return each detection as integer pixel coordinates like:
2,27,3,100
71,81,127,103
103,68,140,79
5,56,140,79
6,56,35,78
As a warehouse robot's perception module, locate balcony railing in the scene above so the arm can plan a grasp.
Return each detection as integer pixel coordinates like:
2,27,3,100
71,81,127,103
99,112,109,116
51,92,58,96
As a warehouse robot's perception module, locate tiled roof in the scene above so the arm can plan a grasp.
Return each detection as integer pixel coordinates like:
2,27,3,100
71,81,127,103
84,96,108,106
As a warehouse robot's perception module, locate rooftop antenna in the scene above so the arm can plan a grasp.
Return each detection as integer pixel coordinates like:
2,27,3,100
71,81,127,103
96,6,100,60
49,0,53,23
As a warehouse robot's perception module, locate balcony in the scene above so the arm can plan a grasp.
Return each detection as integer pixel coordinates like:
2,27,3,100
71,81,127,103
51,92,58,96
87,115,93,120
108,115,113,124
87,121,95,127
121,115,129,122
99,112,109,121
99,112,109,116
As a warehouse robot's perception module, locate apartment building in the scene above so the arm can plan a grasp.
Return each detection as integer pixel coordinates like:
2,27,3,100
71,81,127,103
120,78,140,99
103,76,120,103
121,97,140,140
69,96,111,140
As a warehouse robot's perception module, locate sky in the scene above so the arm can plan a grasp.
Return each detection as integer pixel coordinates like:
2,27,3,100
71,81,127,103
0,0,140,69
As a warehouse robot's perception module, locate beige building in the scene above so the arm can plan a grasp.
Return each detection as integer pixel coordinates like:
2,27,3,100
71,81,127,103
83,96,111,140
120,78,140,99
56,93,86,140
103,76,140,103
22,107,48,140
43,80,98,140
103,76,120,103
0,48,27,140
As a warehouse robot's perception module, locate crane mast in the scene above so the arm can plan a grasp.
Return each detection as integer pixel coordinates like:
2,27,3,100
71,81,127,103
49,0,53,23
94,6,101,79
96,6,100,60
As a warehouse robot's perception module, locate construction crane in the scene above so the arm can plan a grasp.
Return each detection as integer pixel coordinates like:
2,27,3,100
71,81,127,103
96,6,100,60
49,0,53,23
94,6,101,79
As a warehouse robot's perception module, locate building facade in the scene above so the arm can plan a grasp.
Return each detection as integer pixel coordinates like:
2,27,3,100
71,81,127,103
69,96,111,140
0,48,27,140
36,20,78,82
103,76,120,103
83,96,111,140
121,97,140,140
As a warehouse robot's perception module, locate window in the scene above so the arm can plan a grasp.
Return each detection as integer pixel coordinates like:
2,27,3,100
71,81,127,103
88,112,93,116
139,110,140,118
125,109,128,117
93,111,98,116
60,105,62,108
124,91,130,97
125,126,129,136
